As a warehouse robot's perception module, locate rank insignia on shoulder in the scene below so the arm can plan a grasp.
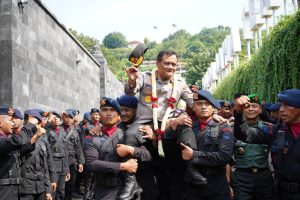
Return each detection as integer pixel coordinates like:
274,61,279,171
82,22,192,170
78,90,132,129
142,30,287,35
100,99,106,106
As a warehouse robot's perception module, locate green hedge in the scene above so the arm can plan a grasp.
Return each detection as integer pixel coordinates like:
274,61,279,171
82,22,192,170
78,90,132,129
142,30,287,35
213,11,300,102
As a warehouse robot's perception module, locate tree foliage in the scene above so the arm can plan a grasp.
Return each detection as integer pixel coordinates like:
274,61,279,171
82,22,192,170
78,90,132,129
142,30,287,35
70,27,231,84
185,26,230,85
69,28,99,53
213,11,300,102
103,32,127,49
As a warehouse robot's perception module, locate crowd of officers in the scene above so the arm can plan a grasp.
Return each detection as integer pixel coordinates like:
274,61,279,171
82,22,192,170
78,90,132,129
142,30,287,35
0,50,300,200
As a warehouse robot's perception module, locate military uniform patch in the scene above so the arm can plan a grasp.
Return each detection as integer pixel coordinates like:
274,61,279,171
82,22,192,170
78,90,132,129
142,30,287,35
144,96,152,103
193,93,199,100
100,99,106,106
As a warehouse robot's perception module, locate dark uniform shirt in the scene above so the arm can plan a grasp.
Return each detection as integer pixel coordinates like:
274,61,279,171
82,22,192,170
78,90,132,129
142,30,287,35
63,125,85,166
46,126,69,175
84,127,125,200
189,118,234,197
0,126,36,200
272,124,300,196
19,123,52,195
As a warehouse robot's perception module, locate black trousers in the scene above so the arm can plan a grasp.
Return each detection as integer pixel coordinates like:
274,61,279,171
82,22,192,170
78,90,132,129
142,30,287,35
51,172,66,200
20,192,45,200
231,169,273,200
65,164,77,197
276,192,300,200
0,185,19,200
185,174,230,200
136,165,160,200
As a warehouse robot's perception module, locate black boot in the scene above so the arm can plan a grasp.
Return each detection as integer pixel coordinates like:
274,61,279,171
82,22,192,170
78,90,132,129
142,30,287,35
183,162,207,185
118,173,142,200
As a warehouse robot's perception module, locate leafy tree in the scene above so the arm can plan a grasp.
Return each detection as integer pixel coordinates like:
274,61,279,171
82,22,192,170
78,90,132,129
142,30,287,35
69,28,100,53
70,26,231,84
185,26,230,85
103,32,127,49
185,50,213,86
213,12,300,102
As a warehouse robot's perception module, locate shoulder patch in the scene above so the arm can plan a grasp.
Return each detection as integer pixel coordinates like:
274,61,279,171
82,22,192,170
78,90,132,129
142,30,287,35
222,132,233,140
84,135,92,139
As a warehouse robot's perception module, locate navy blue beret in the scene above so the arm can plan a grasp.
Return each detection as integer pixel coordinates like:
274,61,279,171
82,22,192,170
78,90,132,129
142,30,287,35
32,109,44,115
194,90,221,109
24,109,43,122
117,95,138,109
63,109,75,119
66,108,80,115
277,89,300,108
14,109,24,120
51,111,61,119
263,102,272,111
90,108,99,114
100,97,121,114
0,106,13,116
220,101,232,108
269,102,281,112
83,112,91,120
230,101,235,108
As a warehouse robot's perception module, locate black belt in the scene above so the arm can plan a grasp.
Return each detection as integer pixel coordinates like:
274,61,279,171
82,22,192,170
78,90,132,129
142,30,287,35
53,153,63,158
236,167,269,174
279,181,300,193
22,173,45,181
0,178,20,185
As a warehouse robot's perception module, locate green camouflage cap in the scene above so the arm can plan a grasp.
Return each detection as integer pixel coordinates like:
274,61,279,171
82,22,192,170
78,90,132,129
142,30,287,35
247,93,261,104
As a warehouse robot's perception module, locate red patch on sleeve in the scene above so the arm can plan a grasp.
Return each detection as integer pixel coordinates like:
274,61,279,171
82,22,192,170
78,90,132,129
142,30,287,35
221,127,232,133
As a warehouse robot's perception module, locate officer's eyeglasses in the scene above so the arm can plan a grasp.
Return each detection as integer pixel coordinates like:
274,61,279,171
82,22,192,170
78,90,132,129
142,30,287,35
163,61,177,67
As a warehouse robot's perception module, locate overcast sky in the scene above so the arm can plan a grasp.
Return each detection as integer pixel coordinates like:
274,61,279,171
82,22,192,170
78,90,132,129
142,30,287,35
42,0,248,43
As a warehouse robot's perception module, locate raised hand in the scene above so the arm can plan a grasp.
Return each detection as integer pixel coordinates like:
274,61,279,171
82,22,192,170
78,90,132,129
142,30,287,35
124,66,139,85
235,95,251,111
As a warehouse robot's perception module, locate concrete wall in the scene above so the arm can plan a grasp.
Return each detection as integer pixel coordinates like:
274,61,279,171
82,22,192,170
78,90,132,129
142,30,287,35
0,0,123,113
0,0,13,106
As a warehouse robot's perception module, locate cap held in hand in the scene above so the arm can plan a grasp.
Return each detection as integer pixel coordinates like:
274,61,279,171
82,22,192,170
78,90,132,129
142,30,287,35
128,43,148,67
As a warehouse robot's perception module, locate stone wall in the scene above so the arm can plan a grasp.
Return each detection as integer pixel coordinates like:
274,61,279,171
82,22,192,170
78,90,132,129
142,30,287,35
0,0,123,113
